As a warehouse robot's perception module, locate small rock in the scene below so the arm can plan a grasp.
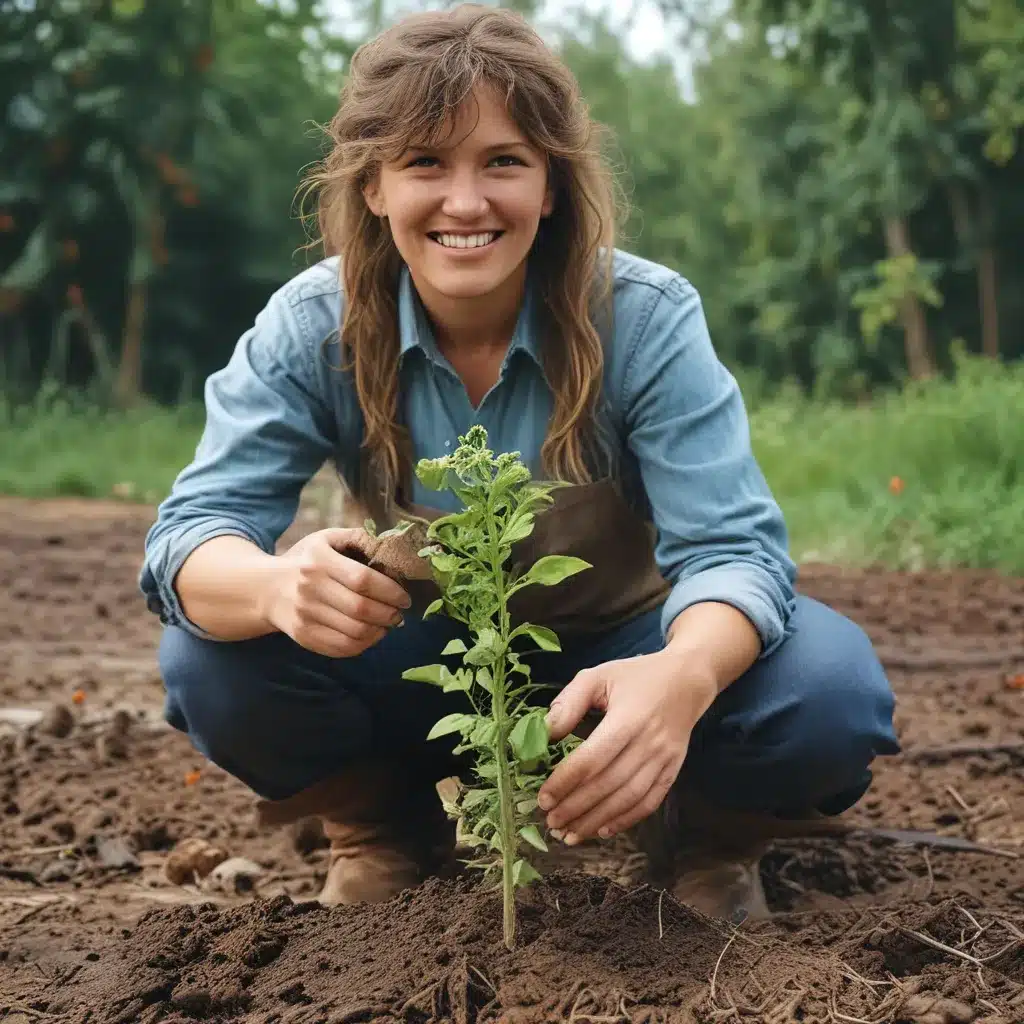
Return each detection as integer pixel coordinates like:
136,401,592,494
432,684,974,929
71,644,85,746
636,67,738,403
40,858,76,883
95,835,140,871
899,993,976,1024
204,856,264,895
39,703,74,738
96,731,128,761
164,837,230,886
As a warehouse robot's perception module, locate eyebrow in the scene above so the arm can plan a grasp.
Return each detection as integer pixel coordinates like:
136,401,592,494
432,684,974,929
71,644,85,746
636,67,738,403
405,139,532,154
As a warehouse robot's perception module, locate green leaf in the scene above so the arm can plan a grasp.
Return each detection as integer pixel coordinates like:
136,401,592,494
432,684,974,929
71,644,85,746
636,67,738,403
429,552,462,573
513,623,561,651
501,512,535,546
442,669,473,693
363,518,377,537
426,712,478,740
469,719,498,748
519,824,548,852
475,666,494,694
112,0,145,16
508,711,549,762
400,664,449,685
441,638,468,656
422,598,444,618
463,787,495,809
464,627,502,666
416,459,449,492
516,796,538,814
512,858,541,886
519,555,591,588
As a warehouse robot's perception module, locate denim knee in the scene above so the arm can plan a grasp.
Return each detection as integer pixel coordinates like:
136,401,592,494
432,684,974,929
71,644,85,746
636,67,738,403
688,597,899,815
158,626,373,800
774,609,899,810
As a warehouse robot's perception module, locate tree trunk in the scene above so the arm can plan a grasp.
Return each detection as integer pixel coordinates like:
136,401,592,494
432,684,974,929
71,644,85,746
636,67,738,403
946,183,999,360
114,282,147,407
977,194,999,359
883,216,935,379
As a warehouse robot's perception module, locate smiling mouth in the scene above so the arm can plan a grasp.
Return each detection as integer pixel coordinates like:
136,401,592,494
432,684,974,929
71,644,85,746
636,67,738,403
427,231,503,250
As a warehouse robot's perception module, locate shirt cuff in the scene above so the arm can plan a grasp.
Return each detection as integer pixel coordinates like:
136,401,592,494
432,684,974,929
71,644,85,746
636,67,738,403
141,518,271,641
659,563,795,658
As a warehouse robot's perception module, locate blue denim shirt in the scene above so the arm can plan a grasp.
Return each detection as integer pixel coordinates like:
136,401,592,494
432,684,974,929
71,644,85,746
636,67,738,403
140,248,797,654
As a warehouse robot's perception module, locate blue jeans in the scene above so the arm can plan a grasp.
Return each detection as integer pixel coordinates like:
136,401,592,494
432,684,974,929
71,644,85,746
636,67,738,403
159,595,900,813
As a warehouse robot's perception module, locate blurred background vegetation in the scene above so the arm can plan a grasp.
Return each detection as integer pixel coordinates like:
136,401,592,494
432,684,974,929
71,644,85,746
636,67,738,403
2,0,1022,571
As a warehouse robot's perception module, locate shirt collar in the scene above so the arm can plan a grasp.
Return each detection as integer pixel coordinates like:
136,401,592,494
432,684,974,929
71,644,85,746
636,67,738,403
397,262,544,372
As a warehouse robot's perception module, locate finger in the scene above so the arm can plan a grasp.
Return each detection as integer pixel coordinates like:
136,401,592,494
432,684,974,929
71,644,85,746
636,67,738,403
590,762,680,839
317,576,406,629
294,620,380,658
328,551,411,610
546,738,653,832
538,711,634,816
545,669,608,742
304,600,389,646
551,751,665,843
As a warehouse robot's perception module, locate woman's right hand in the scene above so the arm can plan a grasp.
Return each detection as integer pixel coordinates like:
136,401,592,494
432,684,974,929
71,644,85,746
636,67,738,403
263,527,411,658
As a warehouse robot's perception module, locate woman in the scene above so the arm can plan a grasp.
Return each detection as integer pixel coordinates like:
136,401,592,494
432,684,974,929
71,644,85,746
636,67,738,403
142,4,899,921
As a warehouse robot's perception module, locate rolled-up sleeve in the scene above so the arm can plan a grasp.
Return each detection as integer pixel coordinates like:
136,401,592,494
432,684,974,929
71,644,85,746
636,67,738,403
622,275,797,657
139,286,337,638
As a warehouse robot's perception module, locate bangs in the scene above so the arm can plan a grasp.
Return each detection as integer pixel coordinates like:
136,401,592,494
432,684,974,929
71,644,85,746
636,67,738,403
366,60,520,162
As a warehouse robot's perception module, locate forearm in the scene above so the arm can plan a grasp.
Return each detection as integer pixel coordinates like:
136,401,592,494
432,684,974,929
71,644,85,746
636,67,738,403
664,600,762,695
174,535,281,641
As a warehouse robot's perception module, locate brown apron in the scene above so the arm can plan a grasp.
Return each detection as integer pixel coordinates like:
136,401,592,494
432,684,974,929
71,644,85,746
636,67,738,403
349,450,671,638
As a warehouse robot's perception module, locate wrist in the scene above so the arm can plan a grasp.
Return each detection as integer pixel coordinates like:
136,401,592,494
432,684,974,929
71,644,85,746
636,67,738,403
252,553,286,634
652,648,718,717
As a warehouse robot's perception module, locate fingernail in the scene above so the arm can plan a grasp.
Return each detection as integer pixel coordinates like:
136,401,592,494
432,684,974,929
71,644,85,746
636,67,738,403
564,832,579,846
391,612,404,627
537,794,553,811
598,826,613,839
549,828,564,841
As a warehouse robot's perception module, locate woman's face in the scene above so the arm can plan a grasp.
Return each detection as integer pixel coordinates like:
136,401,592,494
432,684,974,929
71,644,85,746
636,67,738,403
364,85,554,306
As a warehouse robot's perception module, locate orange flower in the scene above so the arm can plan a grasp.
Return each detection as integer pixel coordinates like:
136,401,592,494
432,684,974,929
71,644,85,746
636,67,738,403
62,240,80,261
888,476,904,496
194,44,214,72
67,284,84,307
184,769,202,786
177,186,199,208
1007,673,1024,690
0,213,14,232
71,689,86,704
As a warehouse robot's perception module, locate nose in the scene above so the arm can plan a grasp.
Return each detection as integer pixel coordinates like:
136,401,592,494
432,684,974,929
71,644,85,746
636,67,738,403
440,169,489,219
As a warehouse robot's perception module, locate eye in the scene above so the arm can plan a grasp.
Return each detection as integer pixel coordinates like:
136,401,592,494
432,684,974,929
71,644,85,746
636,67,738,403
490,154,525,168
405,155,438,169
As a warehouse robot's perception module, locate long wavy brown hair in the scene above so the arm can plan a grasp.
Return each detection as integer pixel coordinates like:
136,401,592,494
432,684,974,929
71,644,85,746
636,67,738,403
301,4,623,502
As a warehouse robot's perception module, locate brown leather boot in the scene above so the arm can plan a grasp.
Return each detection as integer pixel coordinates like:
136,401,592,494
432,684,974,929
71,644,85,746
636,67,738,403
629,784,773,924
255,754,457,905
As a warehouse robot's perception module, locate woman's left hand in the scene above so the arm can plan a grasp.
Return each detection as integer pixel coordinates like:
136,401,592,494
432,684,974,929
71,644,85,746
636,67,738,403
536,650,718,844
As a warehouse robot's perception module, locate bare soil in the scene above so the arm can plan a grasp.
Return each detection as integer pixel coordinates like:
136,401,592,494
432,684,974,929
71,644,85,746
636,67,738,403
1,496,1022,1023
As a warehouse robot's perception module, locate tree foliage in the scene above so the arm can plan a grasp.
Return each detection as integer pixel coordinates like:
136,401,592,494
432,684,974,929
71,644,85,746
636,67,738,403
1,0,1021,404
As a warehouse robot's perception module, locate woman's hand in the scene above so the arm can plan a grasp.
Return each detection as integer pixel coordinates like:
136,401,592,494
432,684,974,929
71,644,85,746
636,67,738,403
536,650,718,844
264,527,411,658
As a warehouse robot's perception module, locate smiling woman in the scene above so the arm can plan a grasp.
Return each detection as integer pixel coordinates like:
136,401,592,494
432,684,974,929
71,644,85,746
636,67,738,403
139,4,899,925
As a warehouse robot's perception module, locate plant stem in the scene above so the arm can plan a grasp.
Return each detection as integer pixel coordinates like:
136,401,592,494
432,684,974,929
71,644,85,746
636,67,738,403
487,501,518,950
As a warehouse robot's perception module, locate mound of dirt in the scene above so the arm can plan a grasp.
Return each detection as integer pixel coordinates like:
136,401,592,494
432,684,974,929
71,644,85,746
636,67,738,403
37,872,844,1023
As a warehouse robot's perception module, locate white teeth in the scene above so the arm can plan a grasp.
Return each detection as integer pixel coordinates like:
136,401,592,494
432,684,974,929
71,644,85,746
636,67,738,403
435,232,497,249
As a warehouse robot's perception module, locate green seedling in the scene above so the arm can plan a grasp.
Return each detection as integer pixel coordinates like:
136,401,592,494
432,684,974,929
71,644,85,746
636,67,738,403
399,425,589,949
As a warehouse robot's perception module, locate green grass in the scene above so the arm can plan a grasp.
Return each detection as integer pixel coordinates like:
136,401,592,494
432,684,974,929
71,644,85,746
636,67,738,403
0,385,203,504
3,354,1022,572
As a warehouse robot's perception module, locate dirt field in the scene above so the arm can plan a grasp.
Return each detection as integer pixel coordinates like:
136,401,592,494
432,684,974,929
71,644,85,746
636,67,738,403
1,496,1022,1023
